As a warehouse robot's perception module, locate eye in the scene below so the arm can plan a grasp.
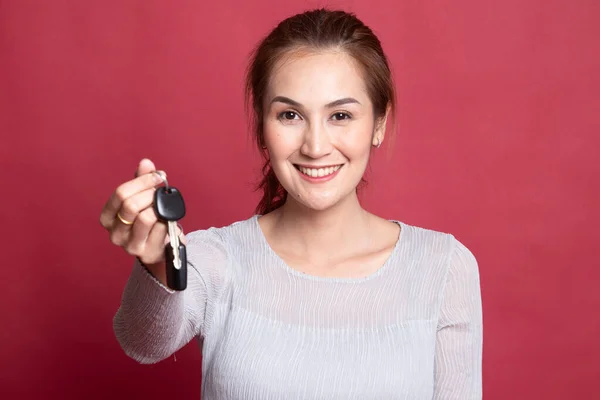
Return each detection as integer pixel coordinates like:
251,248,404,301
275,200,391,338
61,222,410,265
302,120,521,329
278,111,300,121
331,112,351,121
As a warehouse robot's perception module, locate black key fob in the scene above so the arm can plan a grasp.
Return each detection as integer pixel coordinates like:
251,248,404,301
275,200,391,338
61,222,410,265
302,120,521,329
165,242,187,291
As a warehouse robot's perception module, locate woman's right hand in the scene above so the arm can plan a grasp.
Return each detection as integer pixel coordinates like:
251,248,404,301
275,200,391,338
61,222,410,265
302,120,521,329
99,158,185,285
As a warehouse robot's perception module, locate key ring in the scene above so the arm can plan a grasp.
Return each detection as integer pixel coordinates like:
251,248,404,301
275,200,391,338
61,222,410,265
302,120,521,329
153,171,169,189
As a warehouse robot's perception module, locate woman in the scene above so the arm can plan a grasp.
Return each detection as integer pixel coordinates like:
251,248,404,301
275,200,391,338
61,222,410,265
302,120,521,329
100,8,483,399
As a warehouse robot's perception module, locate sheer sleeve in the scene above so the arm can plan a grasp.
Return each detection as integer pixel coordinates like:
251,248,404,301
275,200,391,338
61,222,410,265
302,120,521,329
433,238,483,399
112,228,228,364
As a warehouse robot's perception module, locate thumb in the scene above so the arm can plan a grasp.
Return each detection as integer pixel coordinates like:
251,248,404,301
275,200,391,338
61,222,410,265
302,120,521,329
135,158,158,178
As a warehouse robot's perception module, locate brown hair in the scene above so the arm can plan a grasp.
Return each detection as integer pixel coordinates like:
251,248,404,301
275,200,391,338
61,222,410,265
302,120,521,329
245,8,396,215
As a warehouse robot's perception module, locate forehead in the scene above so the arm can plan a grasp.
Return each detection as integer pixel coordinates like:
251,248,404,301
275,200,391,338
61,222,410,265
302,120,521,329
266,49,370,104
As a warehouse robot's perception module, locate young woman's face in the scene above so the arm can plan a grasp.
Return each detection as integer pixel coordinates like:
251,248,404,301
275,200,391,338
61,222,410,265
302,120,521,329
262,50,386,212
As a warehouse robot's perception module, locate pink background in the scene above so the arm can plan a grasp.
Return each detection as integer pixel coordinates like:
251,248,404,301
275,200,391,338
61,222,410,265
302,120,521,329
2,0,599,398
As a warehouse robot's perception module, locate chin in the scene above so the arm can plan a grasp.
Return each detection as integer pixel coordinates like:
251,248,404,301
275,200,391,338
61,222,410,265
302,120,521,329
301,201,335,212
290,192,345,212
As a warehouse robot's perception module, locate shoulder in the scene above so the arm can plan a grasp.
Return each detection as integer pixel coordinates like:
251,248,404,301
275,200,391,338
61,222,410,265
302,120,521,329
180,216,259,283
398,221,454,256
185,215,259,251
398,221,479,273
399,222,481,303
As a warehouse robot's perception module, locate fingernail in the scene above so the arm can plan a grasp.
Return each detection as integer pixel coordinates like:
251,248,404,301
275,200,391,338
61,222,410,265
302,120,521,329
153,171,166,183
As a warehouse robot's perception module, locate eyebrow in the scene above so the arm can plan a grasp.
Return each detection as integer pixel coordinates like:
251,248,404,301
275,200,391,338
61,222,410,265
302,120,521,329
270,96,361,108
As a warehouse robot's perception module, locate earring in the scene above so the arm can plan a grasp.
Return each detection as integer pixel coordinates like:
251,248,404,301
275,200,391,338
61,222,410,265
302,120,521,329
376,137,382,148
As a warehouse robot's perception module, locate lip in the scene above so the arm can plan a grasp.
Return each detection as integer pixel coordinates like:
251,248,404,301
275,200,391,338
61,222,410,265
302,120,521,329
294,163,342,169
294,164,343,183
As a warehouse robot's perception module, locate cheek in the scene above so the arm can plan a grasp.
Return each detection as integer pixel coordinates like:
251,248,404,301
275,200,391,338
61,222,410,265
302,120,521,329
336,124,374,158
264,121,299,159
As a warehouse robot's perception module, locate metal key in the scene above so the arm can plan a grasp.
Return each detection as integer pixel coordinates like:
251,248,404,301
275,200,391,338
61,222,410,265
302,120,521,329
153,176,187,291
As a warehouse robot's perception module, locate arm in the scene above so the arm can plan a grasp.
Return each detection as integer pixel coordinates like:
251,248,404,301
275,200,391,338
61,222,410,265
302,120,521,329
433,238,483,399
112,228,227,364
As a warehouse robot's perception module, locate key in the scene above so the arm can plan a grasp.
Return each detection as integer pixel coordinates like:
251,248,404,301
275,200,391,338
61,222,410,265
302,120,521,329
153,178,187,291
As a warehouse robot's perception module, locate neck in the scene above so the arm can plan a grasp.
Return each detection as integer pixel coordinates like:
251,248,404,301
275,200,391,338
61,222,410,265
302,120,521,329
270,192,372,261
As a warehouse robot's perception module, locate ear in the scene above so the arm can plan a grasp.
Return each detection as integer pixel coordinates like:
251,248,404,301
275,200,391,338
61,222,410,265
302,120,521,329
372,103,391,147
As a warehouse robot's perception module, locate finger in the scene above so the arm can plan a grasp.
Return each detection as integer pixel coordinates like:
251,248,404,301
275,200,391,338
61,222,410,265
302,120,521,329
135,158,157,178
107,187,156,245
118,187,156,224
128,207,158,253
146,218,169,258
109,220,130,247
136,159,167,184
100,171,165,228
125,208,167,264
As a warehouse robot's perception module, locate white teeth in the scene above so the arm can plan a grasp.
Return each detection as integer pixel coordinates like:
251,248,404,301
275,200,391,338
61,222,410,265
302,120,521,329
298,165,341,178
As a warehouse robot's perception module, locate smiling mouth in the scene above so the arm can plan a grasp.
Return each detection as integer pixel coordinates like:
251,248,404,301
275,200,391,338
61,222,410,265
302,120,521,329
294,164,343,178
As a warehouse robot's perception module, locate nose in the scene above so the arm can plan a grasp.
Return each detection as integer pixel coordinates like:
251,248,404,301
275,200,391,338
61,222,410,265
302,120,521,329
300,121,333,159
